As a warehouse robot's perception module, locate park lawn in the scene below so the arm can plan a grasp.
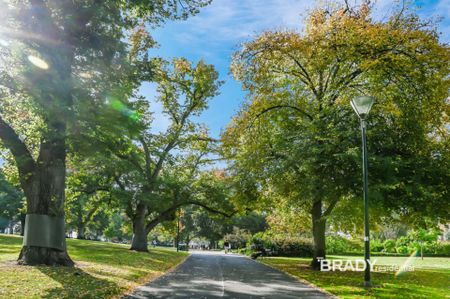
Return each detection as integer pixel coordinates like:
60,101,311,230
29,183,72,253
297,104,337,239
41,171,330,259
260,255,450,299
0,234,188,298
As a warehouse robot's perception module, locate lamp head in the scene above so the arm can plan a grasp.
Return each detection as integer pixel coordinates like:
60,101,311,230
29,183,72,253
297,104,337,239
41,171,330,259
350,96,375,119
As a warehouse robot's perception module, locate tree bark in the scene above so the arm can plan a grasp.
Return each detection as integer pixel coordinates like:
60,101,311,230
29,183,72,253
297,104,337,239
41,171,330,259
77,225,85,239
18,123,74,266
185,235,190,249
130,203,148,252
18,246,73,266
9,221,14,234
20,214,26,236
311,200,326,270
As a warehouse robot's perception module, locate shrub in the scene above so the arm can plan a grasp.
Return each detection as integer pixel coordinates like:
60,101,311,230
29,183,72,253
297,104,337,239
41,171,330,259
249,232,267,250
224,227,251,249
237,247,252,255
371,239,384,252
383,239,396,253
326,235,363,254
395,236,409,248
396,245,409,254
248,232,313,257
435,242,450,256
417,241,450,256
271,236,313,257
371,232,450,257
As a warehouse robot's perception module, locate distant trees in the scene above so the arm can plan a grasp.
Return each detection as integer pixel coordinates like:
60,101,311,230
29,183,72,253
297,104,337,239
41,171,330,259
175,206,267,249
0,171,23,234
225,1,449,269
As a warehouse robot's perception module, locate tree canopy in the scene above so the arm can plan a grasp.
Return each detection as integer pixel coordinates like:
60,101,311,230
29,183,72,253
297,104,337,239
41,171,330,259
224,1,449,268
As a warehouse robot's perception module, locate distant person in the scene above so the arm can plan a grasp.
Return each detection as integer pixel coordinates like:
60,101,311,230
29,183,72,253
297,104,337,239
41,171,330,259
224,242,231,254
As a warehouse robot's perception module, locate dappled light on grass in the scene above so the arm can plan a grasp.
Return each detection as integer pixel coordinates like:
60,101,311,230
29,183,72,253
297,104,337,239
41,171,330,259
0,234,188,298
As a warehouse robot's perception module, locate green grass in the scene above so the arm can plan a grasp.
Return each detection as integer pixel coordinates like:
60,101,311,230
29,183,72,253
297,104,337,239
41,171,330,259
0,234,188,298
260,255,450,299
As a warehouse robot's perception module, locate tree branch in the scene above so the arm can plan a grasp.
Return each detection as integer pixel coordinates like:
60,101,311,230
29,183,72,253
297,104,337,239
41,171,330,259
139,137,153,179
322,198,339,218
249,104,313,129
0,114,36,189
145,200,236,232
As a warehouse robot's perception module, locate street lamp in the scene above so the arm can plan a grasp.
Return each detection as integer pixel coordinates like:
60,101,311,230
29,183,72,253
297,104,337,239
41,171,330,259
350,96,375,287
176,211,180,252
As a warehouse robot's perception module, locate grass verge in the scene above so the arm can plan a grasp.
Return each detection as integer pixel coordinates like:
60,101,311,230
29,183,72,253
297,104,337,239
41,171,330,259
0,234,188,298
259,255,449,299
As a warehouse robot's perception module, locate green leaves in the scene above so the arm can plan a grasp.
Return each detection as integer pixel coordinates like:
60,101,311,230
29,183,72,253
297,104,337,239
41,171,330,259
225,1,450,236
155,58,222,121
0,170,23,221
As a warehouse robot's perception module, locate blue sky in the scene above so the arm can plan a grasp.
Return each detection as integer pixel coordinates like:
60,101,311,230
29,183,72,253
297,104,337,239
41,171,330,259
143,0,450,138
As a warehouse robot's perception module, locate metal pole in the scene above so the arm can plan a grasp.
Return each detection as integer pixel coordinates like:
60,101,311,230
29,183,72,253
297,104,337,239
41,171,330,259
176,214,180,252
361,118,371,287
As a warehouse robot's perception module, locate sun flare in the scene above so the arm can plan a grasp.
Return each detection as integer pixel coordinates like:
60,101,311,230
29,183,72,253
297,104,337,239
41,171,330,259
27,55,49,70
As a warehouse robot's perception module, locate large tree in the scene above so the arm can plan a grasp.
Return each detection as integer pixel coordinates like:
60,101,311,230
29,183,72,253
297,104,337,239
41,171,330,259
93,58,229,251
0,0,211,266
225,1,449,269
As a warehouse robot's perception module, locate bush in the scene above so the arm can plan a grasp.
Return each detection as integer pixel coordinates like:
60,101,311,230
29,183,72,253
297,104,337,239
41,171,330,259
224,227,251,249
383,239,396,253
436,242,450,256
371,239,384,252
248,232,313,257
249,232,267,250
395,236,409,248
415,241,450,256
396,245,409,254
237,247,252,255
218,240,224,249
326,235,362,254
435,242,450,256
368,229,450,257
178,244,188,251
272,236,313,257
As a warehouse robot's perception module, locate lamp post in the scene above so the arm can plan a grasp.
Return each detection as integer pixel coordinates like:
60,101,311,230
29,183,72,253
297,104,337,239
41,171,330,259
350,96,375,288
176,211,180,252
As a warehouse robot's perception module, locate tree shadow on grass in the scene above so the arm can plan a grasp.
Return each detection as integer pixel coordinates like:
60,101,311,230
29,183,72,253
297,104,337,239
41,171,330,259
37,266,122,299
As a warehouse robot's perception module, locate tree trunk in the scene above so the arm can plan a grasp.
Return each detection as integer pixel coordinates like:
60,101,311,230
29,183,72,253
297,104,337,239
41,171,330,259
18,122,73,267
9,221,14,234
20,213,26,236
311,200,326,270
0,2,76,266
77,225,85,239
185,235,190,249
18,246,73,266
130,203,148,252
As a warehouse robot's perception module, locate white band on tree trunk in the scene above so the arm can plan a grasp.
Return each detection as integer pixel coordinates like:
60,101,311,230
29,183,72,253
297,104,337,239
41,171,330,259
23,214,66,251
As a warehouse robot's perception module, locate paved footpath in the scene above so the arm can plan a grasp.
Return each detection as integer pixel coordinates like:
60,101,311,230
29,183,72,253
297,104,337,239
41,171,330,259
124,251,331,299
